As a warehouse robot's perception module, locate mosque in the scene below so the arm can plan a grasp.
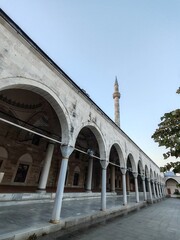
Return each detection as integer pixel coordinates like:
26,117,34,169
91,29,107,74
0,9,165,223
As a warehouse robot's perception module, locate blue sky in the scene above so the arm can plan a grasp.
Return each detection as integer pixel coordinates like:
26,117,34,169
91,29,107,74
0,0,179,167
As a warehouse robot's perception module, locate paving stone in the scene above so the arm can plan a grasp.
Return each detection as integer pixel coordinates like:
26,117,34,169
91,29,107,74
39,198,180,240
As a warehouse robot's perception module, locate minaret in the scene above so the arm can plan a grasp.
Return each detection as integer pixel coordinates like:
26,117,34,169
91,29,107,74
113,76,121,127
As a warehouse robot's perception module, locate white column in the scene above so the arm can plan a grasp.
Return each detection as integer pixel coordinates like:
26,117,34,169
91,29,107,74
133,172,139,203
152,180,157,199
100,159,108,211
155,181,160,198
159,183,162,198
111,165,115,192
126,171,130,193
121,168,127,205
147,178,153,203
141,176,147,201
86,155,93,192
162,184,165,197
50,145,73,223
38,143,55,191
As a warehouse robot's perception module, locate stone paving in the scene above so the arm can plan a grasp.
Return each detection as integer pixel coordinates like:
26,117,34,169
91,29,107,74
38,198,180,240
0,194,144,239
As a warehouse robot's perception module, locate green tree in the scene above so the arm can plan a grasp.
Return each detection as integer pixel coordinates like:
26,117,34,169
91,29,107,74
160,161,180,174
152,88,180,159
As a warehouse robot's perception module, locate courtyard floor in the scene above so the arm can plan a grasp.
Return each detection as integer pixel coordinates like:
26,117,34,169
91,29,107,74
39,198,180,240
0,195,177,240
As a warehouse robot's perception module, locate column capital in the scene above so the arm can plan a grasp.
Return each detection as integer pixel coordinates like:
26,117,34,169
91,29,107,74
141,175,145,181
60,144,74,159
100,159,108,169
87,149,94,157
146,177,150,182
120,167,127,175
133,172,138,178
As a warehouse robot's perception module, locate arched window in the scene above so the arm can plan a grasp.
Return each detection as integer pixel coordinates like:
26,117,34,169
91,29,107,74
14,153,32,183
73,166,80,186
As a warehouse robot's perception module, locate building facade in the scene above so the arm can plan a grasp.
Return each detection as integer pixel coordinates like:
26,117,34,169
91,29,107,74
0,9,165,222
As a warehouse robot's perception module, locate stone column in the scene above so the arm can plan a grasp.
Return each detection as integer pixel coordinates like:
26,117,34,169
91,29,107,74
147,178,153,203
121,168,127,205
161,184,164,197
155,180,160,198
152,180,157,199
100,159,108,211
159,183,162,198
133,172,139,203
162,184,165,197
86,150,94,192
38,142,55,191
111,165,115,192
50,145,73,223
141,175,147,201
126,171,130,193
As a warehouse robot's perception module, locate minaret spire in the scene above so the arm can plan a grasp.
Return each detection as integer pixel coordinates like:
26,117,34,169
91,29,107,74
113,76,121,127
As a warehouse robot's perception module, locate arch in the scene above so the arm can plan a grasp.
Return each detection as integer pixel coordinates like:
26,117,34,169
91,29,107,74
0,78,71,145
154,171,157,180
137,160,144,193
126,153,136,172
14,153,33,183
166,178,179,195
137,160,143,175
73,123,106,161
19,153,33,163
156,173,160,182
165,177,180,184
145,165,149,178
150,168,153,180
108,143,125,168
74,166,80,173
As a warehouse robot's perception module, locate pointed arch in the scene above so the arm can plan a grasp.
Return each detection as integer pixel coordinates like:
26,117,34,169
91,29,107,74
137,160,143,175
108,143,125,168
150,168,153,180
145,165,149,178
126,153,136,172
74,122,106,161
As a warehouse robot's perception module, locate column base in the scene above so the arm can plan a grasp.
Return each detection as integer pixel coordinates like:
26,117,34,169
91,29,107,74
85,190,92,193
49,219,60,224
36,189,46,193
100,208,106,211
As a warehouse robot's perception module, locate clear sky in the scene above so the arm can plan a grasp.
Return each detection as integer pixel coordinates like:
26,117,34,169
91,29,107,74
0,0,179,167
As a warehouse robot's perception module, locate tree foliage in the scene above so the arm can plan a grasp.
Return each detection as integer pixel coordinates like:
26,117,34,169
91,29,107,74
152,88,180,159
160,161,180,174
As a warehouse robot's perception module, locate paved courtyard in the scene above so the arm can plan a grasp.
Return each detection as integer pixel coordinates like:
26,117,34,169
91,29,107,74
39,198,180,240
0,194,144,239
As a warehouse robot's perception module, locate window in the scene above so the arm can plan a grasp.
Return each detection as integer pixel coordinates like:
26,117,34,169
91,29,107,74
73,166,80,186
14,153,32,183
14,163,29,183
73,172,79,186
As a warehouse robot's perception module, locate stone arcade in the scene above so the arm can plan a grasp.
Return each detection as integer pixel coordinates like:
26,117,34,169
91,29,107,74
0,9,165,223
